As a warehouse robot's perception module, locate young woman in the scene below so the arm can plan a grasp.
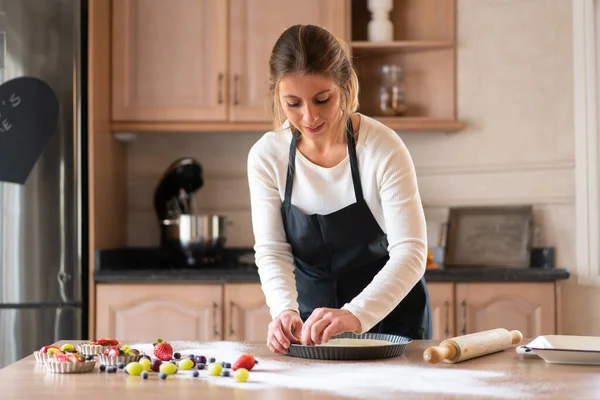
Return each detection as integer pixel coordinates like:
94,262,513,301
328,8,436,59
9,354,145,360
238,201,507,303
247,24,431,354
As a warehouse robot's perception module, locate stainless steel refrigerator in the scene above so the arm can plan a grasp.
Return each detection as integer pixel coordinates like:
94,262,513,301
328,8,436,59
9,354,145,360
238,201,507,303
0,0,85,368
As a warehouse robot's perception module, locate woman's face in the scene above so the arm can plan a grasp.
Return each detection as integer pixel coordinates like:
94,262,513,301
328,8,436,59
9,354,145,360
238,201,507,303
278,73,342,140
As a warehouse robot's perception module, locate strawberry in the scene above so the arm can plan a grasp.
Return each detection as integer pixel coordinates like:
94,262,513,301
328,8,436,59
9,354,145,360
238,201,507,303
153,338,173,362
91,338,119,346
105,346,120,357
40,345,60,354
232,354,258,371
53,351,67,363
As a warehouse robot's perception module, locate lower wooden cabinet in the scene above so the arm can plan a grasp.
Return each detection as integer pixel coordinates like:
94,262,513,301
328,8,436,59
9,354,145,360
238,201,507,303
96,281,559,343
427,281,558,341
96,282,270,343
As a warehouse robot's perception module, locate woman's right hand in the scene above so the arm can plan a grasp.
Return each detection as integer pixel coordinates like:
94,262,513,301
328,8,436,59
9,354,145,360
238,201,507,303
267,310,303,354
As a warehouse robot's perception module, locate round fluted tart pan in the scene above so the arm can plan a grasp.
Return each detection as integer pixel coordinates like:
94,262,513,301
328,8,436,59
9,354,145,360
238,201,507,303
287,332,412,360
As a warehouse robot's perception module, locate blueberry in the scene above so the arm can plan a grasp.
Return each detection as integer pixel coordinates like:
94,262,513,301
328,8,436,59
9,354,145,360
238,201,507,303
209,357,216,363
224,362,231,369
117,362,125,369
197,363,205,370
221,370,230,377
85,355,94,361
99,364,106,372
221,361,226,367
192,370,199,378
187,354,195,360
159,372,167,380
141,371,149,380
173,352,181,359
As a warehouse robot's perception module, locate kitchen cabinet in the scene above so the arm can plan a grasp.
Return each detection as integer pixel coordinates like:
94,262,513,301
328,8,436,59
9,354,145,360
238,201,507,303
109,0,463,133
111,0,348,128
427,281,557,341
427,282,455,340
95,282,270,343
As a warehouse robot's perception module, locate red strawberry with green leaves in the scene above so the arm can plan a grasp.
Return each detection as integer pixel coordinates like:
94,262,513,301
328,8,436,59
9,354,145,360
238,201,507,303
232,354,258,371
153,338,173,361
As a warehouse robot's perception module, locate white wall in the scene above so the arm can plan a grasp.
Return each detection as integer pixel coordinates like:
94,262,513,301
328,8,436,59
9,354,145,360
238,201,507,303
125,0,600,335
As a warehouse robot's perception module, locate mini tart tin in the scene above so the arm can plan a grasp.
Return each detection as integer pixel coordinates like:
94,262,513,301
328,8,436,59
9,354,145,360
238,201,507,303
287,332,412,361
97,353,140,366
33,351,53,364
44,359,96,373
76,344,106,356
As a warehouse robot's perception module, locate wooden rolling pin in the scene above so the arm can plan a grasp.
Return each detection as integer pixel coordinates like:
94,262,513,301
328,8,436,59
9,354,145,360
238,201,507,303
423,328,523,364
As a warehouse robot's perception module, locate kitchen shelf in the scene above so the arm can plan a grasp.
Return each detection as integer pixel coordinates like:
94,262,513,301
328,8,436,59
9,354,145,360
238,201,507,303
111,118,465,135
351,40,454,54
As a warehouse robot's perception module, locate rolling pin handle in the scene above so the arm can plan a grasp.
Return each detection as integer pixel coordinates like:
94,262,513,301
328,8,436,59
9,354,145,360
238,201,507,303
510,330,523,345
423,343,457,364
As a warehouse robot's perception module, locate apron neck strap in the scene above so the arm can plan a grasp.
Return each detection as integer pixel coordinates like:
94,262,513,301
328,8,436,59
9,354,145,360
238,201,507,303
284,117,363,203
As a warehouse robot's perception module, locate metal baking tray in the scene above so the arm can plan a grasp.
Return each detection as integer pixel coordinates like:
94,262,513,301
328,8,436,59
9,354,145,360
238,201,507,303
287,332,412,361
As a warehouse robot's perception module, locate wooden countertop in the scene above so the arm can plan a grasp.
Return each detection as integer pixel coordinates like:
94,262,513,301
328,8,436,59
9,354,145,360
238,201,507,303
2,339,600,399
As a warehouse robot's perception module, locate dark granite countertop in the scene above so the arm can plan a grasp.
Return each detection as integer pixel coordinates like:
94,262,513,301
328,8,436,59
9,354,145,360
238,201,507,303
93,248,571,284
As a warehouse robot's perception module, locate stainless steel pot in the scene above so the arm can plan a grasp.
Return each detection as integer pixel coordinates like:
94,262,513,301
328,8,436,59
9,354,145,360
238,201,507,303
161,214,227,253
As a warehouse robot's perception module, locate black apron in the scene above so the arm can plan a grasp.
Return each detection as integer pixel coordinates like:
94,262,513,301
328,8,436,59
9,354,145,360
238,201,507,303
280,118,432,340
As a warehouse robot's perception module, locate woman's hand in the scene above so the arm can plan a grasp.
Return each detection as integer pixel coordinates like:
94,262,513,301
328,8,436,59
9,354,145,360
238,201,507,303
267,310,303,354
301,308,361,345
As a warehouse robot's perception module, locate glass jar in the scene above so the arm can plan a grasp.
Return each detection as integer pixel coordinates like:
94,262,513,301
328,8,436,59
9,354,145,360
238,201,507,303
379,64,406,116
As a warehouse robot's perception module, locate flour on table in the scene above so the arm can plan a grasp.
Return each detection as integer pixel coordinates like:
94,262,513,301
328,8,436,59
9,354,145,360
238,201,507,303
128,341,561,399
316,338,392,347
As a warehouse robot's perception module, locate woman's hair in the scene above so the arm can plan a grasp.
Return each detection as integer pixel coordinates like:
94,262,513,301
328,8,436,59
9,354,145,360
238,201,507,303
267,24,359,141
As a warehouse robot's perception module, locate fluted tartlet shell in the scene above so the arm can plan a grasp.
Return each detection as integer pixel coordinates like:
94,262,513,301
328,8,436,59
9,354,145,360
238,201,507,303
33,351,52,364
44,359,96,373
76,344,106,356
97,354,140,366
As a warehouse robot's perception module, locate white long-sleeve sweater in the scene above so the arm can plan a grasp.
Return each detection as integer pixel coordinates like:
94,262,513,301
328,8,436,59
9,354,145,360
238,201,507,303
246,114,428,333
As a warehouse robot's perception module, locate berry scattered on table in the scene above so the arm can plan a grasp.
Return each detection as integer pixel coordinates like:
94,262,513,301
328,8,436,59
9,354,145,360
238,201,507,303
209,357,216,363
151,359,162,372
159,372,167,380
196,363,205,370
195,355,206,364
234,368,249,382
117,362,125,369
125,362,143,376
208,363,222,376
152,338,173,361
99,364,106,372
139,358,152,371
178,359,194,370
192,370,199,378
232,354,257,371
173,352,181,359
159,361,178,375
221,370,231,377
141,371,149,380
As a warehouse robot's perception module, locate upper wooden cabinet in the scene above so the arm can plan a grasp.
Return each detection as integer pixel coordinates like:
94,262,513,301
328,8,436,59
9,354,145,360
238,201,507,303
111,0,348,128
112,0,228,122
109,0,463,133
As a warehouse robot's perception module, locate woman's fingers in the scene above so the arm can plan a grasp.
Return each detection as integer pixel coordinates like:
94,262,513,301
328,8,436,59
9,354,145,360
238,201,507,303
281,314,302,344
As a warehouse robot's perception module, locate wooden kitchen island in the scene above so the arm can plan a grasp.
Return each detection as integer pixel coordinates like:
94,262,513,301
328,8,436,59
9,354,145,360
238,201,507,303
2,340,600,399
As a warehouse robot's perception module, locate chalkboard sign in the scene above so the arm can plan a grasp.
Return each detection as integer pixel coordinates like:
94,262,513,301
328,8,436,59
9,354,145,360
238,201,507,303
0,76,59,184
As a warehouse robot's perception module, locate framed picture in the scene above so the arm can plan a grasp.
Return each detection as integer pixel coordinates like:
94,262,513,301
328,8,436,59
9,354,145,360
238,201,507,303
444,205,533,268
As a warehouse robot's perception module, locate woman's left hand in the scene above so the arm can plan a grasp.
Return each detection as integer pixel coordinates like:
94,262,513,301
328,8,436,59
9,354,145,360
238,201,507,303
301,308,362,345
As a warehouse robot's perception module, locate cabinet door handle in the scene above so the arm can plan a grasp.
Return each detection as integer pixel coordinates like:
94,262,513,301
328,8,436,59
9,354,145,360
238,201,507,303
233,74,239,105
217,73,223,104
212,301,220,338
461,299,467,335
443,300,450,338
229,301,236,337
